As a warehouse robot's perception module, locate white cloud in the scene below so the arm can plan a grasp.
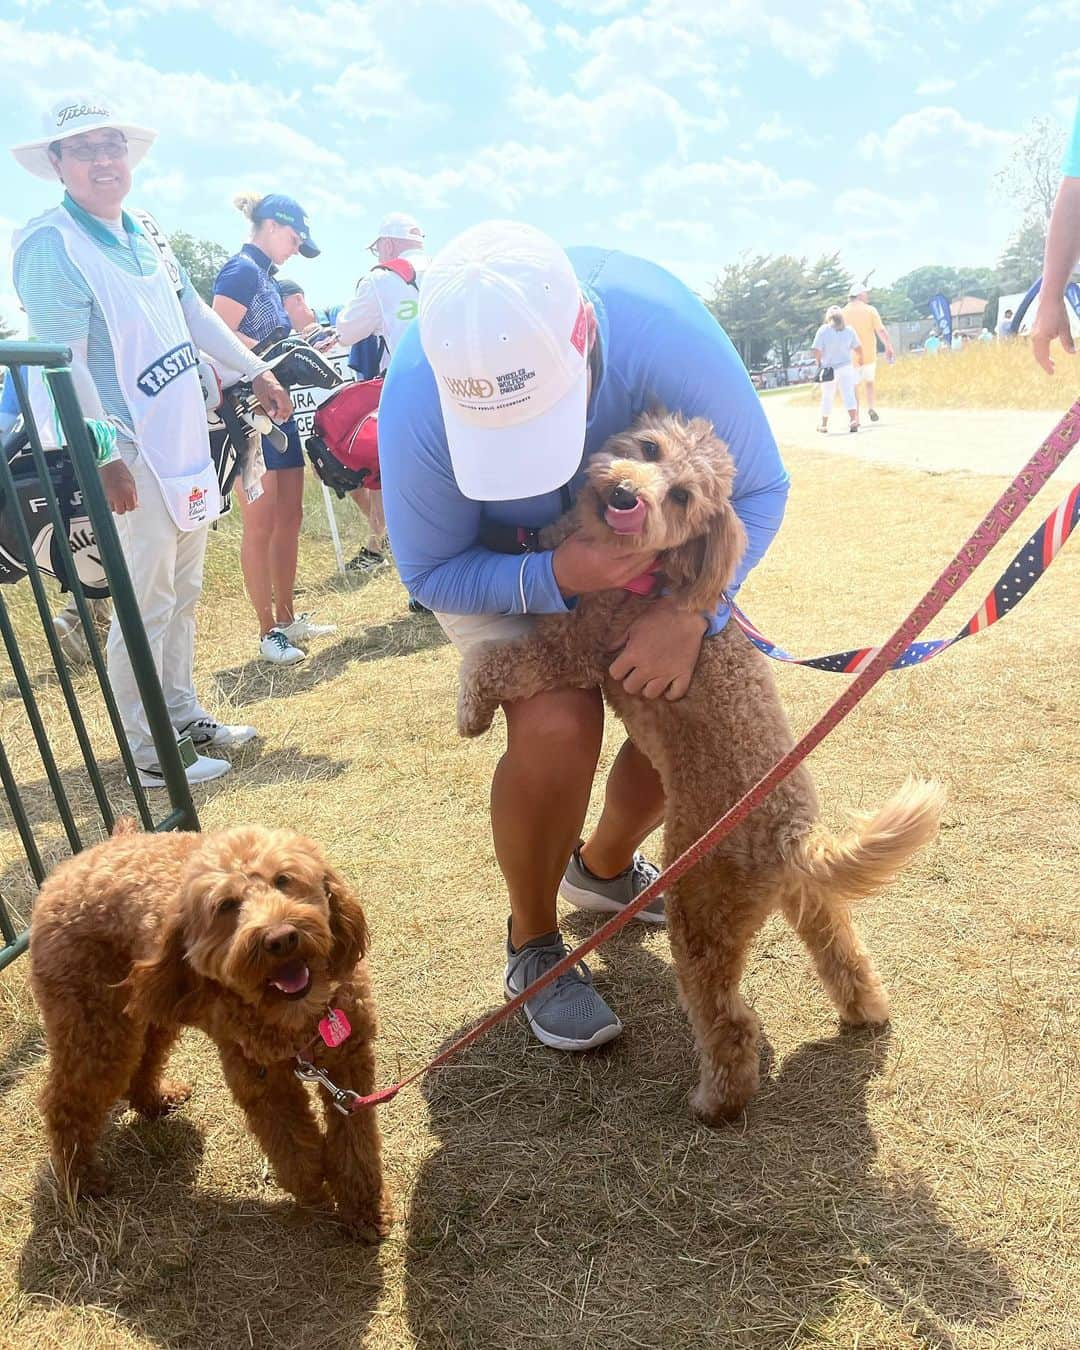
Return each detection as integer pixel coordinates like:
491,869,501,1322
915,77,957,95
859,106,1013,168
832,187,936,243
756,113,791,142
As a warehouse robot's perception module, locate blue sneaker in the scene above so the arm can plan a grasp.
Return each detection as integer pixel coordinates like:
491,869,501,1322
504,924,623,1051
559,846,666,925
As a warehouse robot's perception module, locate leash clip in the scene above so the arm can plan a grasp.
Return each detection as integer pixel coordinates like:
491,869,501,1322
294,1057,360,1115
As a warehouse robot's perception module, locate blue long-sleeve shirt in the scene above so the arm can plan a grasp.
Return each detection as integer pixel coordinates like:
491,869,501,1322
379,246,789,633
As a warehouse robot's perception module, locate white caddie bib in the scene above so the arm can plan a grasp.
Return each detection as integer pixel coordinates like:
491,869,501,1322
13,205,220,531
371,250,428,358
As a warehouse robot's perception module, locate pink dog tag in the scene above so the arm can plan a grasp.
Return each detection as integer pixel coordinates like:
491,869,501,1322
318,1008,352,1048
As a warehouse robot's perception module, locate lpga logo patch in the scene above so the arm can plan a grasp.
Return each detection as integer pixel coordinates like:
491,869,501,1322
187,484,208,523
137,342,198,397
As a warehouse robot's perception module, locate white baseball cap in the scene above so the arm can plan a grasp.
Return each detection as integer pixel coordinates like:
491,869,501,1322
419,221,589,501
10,95,157,180
369,212,425,248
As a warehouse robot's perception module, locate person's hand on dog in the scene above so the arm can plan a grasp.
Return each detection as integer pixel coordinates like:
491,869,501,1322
607,597,708,700
253,370,293,422
100,459,138,514
553,530,658,596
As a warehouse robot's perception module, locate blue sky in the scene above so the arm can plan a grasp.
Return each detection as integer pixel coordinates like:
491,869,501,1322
1,0,1076,328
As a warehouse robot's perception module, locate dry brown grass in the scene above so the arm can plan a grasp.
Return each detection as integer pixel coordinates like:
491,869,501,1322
0,450,1077,1349
802,340,1073,411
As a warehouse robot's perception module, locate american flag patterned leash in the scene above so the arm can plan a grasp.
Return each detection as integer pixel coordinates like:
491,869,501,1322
329,399,1079,1114
728,478,1080,674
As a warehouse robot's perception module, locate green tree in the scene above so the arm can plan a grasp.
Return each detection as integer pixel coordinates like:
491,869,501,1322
995,116,1067,225
168,231,229,303
706,255,775,367
996,217,1047,294
803,252,853,316
893,265,963,312
868,285,918,322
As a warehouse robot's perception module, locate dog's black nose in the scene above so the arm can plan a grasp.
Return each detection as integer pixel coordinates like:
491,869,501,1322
609,483,638,511
263,924,299,957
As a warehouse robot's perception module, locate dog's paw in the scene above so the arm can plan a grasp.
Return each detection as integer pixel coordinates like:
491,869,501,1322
340,1189,394,1244
67,1163,113,1200
129,1079,192,1119
456,687,496,738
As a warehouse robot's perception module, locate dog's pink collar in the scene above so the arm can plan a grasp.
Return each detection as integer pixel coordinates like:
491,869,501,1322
622,564,660,597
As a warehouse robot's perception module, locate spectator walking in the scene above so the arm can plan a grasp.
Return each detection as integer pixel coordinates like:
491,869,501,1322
335,212,429,574
812,306,861,434
924,331,942,355
10,95,290,785
1032,95,1080,375
213,192,337,665
842,285,893,423
380,222,790,1050
997,308,1014,339
950,331,964,353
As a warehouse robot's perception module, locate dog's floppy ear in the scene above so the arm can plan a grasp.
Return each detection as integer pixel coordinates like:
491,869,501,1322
663,501,747,612
325,864,369,979
122,908,195,1026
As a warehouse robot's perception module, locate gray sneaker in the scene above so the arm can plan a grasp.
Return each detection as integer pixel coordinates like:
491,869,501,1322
504,924,623,1051
559,846,666,925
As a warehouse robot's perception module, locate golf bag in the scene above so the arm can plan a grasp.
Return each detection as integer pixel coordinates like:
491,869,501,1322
0,426,110,597
304,377,384,497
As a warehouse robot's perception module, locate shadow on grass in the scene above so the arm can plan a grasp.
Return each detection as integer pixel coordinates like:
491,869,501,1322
212,612,448,708
0,1024,45,1102
403,924,1018,1350
17,1114,384,1349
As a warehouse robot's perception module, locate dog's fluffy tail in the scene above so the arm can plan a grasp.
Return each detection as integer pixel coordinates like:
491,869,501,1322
111,815,139,838
784,777,945,915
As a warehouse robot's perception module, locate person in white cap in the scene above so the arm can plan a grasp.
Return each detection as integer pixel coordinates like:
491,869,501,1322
10,95,293,787
334,212,429,573
379,221,790,1052
841,284,893,423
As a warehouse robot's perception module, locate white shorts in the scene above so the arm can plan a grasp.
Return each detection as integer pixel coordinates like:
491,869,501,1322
854,361,877,385
434,610,538,655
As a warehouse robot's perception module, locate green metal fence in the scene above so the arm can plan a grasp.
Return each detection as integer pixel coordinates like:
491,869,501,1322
0,341,199,970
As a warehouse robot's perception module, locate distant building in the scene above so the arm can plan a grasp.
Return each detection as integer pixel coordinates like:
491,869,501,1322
885,318,935,356
950,295,988,335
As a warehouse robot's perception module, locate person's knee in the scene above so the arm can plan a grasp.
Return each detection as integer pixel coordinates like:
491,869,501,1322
505,690,603,770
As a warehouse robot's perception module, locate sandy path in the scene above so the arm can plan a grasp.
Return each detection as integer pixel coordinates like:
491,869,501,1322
763,393,1079,481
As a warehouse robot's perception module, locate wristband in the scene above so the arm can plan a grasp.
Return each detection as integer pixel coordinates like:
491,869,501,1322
85,418,118,466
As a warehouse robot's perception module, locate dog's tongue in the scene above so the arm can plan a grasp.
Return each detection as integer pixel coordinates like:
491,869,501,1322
269,958,310,994
605,499,647,534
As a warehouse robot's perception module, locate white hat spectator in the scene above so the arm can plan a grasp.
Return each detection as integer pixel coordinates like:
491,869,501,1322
419,220,589,501
368,212,425,249
10,95,156,180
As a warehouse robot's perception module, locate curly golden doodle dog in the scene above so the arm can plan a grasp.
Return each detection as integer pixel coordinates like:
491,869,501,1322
29,822,392,1239
458,408,944,1122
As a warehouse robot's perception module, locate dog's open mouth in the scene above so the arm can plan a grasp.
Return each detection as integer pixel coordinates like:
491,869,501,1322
267,958,312,1000
604,498,648,534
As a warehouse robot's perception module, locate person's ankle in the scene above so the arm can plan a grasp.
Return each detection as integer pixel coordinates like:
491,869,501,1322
508,920,558,951
578,841,632,882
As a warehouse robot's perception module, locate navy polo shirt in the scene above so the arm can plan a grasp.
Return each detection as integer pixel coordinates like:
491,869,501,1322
213,243,290,344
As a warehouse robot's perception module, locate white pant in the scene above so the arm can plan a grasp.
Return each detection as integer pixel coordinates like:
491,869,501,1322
820,363,857,415
106,447,209,765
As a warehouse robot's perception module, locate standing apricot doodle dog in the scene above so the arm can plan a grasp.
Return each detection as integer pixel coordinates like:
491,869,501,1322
458,409,945,1123
29,823,392,1240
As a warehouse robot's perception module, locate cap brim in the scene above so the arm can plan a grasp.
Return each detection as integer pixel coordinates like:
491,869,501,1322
10,123,157,180
299,238,320,259
439,362,588,502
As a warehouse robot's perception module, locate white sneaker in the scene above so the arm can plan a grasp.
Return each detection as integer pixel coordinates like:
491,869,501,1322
136,754,231,789
259,628,306,665
279,612,337,643
177,716,258,750
53,611,91,665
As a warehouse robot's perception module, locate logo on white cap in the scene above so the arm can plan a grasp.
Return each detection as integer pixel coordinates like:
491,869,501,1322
418,221,590,501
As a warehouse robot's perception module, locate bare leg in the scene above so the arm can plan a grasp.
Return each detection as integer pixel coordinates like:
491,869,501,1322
580,737,664,877
270,466,305,628
667,861,771,1123
218,1047,327,1207
125,1023,190,1118
237,474,279,637
495,688,604,947
319,1035,392,1240
349,487,386,552
781,893,889,1026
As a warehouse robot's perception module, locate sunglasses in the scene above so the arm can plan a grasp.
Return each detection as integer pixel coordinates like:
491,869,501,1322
60,138,129,163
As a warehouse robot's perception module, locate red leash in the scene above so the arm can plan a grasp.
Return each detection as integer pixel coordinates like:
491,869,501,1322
335,400,1079,1111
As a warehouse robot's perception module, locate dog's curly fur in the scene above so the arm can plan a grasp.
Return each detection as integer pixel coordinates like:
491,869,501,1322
28,822,392,1239
458,408,945,1121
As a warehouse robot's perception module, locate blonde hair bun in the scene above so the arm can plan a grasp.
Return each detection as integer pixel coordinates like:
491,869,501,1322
233,191,263,219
